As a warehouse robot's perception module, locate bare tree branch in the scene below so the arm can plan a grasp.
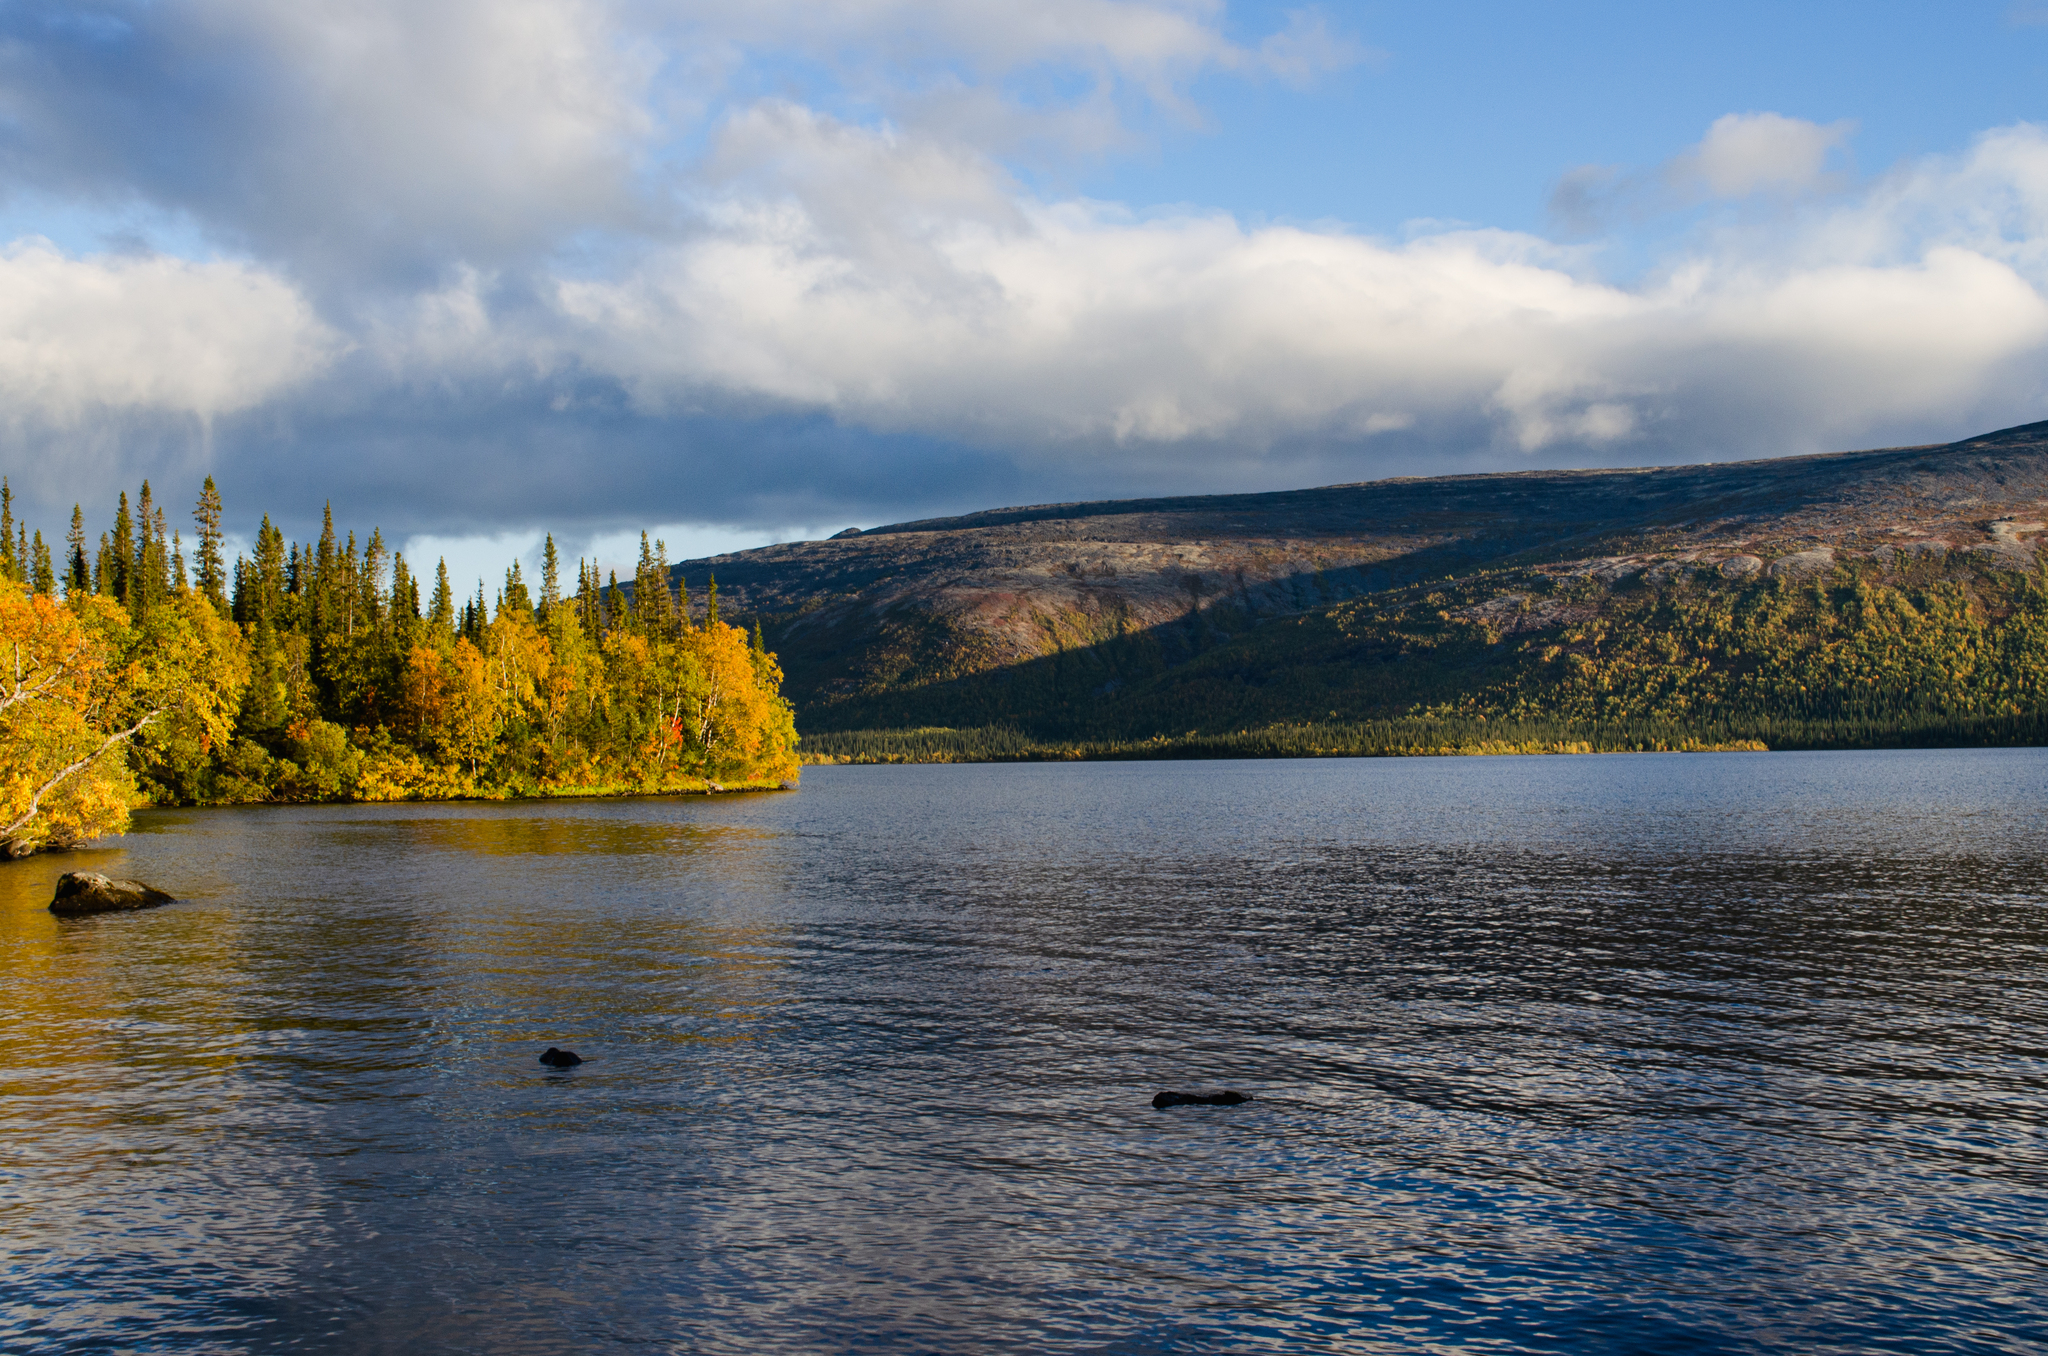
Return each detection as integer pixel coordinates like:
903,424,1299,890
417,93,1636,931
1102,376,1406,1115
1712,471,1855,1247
1,708,160,842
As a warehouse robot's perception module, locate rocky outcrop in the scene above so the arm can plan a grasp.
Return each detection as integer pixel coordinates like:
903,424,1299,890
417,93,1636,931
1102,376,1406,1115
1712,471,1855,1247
49,872,174,916
1719,555,1763,579
1769,547,1835,578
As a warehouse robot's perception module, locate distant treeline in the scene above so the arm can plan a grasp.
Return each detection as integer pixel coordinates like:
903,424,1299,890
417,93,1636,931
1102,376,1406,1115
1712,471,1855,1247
0,478,797,855
800,711,2048,765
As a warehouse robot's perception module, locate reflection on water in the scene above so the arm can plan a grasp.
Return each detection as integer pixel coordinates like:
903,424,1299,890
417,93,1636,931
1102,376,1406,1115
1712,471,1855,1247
3,752,2047,1353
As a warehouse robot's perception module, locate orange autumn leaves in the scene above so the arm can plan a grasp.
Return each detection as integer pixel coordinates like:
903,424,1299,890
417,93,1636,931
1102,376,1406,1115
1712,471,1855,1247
381,608,797,797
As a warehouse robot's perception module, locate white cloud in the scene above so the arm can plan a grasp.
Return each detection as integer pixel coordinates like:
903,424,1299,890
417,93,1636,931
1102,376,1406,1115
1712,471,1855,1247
1668,112,1856,199
545,112,2048,467
1554,112,1859,233
0,240,338,424
1249,8,1378,88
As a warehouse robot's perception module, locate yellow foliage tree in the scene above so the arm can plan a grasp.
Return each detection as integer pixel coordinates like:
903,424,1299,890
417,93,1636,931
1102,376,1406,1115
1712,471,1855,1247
2,590,246,854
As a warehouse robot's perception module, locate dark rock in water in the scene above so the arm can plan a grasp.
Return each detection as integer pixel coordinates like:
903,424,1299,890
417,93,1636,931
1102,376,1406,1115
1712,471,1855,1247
1153,1090,1251,1109
49,871,175,916
538,1047,583,1067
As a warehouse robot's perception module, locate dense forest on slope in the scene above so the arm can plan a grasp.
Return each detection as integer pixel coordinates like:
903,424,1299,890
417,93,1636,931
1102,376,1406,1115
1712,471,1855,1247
678,420,2048,762
797,551,2048,761
0,480,798,855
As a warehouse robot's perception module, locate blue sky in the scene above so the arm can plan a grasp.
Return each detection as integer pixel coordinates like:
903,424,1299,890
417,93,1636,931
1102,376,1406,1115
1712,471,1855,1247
1,1,2045,583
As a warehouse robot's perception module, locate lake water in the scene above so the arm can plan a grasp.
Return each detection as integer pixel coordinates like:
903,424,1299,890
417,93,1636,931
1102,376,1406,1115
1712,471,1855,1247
3,751,2046,1354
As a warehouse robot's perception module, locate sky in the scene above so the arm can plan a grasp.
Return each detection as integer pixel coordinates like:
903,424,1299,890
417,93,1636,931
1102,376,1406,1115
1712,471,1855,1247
2,1,2047,585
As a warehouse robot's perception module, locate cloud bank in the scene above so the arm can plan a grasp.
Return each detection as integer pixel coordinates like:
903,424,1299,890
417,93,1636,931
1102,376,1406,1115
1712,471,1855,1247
0,1,2043,555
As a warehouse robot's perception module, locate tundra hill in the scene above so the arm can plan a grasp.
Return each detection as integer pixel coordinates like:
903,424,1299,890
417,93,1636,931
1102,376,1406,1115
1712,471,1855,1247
677,419,2048,755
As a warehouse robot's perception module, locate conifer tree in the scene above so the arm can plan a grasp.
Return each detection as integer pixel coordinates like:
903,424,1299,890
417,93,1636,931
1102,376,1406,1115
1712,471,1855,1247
706,573,719,626
541,535,560,610
193,476,227,613
30,532,53,596
16,524,28,587
313,504,337,637
654,539,676,635
135,503,169,615
503,560,534,622
392,553,418,623
632,532,667,635
362,528,387,630
0,479,16,583
429,558,455,638
109,493,133,605
65,506,87,599
251,516,286,629
172,531,188,592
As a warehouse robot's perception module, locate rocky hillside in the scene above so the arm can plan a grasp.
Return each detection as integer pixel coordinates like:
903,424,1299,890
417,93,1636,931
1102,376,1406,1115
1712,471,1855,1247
678,419,2048,739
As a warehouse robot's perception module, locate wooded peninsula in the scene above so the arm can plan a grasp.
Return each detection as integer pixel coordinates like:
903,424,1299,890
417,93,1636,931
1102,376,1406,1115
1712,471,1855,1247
0,478,798,857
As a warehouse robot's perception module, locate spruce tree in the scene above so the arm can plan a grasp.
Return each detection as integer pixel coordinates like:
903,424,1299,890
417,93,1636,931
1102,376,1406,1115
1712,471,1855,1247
313,503,337,636
706,573,719,626
193,476,227,613
503,560,534,622
541,535,561,610
136,504,169,614
110,493,132,606
392,552,418,622
429,558,455,638
253,516,286,630
65,506,87,599
172,531,188,592
362,528,387,630
0,478,15,582
655,539,677,634
30,531,53,596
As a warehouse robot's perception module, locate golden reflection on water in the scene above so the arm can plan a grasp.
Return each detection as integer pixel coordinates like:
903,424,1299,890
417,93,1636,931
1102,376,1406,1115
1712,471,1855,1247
0,800,798,1123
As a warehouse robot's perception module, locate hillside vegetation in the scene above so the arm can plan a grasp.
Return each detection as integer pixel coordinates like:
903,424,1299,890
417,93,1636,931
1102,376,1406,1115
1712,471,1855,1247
672,420,2048,762
800,550,2048,760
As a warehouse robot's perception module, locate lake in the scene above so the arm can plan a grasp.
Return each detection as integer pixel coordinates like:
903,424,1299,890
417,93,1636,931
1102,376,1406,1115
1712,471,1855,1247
3,751,2046,1354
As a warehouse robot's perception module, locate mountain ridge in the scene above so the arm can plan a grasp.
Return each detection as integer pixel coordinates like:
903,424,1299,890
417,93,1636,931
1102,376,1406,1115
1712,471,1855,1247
669,419,2048,744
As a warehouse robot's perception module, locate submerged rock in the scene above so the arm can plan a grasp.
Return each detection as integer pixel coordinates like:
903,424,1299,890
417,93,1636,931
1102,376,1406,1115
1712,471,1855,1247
538,1047,584,1068
49,872,174,916
1153,1090,1252,1109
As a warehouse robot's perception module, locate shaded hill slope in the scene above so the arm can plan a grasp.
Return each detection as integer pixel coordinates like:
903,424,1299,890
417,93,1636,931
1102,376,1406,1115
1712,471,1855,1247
677,420,2048,747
